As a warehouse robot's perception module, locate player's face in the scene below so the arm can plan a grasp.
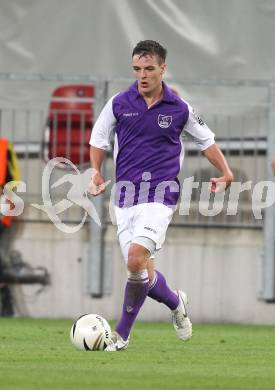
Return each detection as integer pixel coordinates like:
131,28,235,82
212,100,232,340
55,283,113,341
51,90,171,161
132,54,166,96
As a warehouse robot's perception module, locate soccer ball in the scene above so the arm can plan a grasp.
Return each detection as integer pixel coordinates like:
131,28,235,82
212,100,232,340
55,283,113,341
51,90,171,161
70,314,111,351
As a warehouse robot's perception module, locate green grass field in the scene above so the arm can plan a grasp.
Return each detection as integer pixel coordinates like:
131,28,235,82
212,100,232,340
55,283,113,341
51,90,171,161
0,318,275,390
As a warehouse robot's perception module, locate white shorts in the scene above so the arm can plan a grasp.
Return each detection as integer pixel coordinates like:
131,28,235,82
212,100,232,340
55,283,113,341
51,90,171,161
114,202,174,262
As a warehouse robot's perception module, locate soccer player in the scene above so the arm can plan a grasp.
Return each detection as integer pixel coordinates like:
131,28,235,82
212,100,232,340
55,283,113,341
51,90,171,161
89,40,234,351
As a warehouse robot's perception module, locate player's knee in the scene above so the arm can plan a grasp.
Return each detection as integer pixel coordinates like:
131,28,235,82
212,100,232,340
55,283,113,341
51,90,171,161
127,244,148,272
127,259,143,273
127,254,144,273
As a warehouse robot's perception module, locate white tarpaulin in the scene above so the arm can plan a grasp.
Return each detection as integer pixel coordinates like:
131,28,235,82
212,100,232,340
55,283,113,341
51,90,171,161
0,0,274,79
0,0,274,138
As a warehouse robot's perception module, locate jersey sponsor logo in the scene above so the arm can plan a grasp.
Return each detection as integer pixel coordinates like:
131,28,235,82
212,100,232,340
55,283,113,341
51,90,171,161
158,114,172,128
123,112,139,117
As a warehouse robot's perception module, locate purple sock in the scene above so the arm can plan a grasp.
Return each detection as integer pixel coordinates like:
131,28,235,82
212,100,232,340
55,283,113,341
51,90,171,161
116,270,149,341
148,270,179,310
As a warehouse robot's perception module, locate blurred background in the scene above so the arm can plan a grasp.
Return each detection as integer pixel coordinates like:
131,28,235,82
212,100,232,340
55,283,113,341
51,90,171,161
0,0,275,323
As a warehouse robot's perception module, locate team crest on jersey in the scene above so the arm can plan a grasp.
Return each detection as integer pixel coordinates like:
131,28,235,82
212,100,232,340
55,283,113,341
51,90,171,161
158,114,172,128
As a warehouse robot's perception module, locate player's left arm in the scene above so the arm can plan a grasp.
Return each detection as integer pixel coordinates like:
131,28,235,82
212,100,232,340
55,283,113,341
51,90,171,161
183,102,234,193
202,143,234,193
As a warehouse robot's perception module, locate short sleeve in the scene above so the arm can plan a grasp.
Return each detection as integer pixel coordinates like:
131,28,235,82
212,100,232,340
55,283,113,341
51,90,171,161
183,102,215,151
89,95,117,150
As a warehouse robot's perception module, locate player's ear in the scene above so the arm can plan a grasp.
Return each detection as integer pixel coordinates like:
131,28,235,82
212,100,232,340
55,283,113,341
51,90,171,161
160,63,167,75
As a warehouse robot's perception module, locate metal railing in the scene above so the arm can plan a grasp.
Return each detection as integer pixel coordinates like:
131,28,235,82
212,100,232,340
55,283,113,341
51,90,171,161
0,74,272,229
0,74,107,224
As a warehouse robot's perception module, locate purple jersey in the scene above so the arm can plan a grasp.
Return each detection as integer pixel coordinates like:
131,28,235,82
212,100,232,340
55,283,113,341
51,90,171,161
90,81,215,207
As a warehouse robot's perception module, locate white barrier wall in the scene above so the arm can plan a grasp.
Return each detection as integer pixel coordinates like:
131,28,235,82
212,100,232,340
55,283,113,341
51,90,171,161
11,222,275,324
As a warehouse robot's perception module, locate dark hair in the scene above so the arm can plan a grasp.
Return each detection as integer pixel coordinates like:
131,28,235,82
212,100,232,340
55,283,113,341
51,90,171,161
132,40,167,64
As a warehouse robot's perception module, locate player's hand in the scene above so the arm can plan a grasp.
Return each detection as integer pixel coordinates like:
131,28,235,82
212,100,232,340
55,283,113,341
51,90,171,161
209,174,233,193
272,157,275,174
89,172,110,196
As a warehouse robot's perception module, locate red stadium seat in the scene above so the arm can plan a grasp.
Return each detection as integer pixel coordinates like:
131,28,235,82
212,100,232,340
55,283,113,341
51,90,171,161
44,84,94,166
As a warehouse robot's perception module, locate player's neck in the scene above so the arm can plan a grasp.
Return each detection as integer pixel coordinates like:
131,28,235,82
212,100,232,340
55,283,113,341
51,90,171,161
140,85,163,108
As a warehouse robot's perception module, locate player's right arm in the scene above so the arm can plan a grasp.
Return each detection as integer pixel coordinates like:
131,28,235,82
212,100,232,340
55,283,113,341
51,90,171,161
89,96,117,196
89,147,107,196
272,156,275,175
